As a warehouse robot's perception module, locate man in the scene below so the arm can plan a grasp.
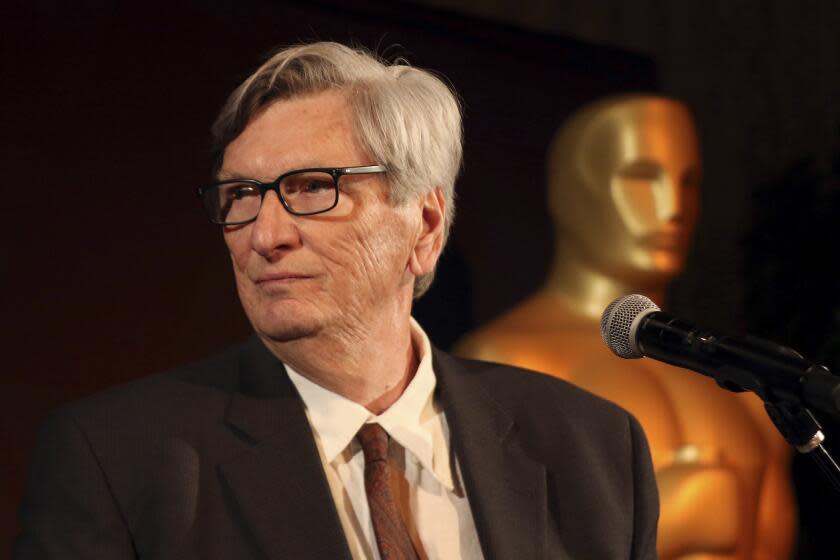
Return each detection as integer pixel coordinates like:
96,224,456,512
17,42,658,559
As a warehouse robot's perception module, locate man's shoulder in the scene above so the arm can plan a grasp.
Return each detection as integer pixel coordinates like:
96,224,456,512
50,340,248,437
434,348,653,501
21,339,266,549
434,349,631,425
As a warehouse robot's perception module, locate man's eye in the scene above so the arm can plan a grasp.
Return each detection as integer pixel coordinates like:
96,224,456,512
302,180,332,193
283,173,335,196
227,185,259,200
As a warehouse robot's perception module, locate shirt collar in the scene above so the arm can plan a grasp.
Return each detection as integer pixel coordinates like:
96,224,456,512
286,317,454,490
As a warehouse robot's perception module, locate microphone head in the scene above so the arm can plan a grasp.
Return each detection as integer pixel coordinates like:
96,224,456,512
600,294,660,358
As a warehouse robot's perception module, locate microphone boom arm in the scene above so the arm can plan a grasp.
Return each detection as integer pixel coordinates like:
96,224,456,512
636,312,840,415
633,309,840,492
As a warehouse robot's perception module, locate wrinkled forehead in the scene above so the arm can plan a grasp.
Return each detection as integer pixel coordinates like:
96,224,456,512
219,90,364,180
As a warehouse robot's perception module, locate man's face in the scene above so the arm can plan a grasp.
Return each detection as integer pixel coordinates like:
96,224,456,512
220,90,419,343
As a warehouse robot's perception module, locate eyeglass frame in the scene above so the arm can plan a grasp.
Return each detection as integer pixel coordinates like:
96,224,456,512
196,164,387,225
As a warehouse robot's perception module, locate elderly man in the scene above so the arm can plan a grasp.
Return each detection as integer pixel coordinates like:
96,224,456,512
17,42,658,559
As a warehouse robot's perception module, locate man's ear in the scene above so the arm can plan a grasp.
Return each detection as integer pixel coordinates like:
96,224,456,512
408,188,446,277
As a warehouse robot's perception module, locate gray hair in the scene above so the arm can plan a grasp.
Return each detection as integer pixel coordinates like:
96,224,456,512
211,42,463,298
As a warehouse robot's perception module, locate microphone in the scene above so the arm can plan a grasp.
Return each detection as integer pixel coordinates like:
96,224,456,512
600,294,840,416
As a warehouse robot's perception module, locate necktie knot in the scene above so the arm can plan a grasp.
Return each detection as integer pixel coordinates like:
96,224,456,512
358,423,389,463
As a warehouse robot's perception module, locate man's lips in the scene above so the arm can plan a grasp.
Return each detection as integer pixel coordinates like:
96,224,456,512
254,272,315,284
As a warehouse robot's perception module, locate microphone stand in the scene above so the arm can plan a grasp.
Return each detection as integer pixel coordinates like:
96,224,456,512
763,400,840,493
683,340,840,493
602,294,840,490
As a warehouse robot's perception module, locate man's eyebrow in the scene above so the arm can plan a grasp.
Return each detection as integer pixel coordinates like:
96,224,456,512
216,163,323,182
215,169,242,181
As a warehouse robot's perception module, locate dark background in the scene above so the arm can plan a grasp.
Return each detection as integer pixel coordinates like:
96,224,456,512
3,1,839,558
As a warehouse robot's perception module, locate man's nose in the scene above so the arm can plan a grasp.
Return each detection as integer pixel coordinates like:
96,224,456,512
250,190,302,258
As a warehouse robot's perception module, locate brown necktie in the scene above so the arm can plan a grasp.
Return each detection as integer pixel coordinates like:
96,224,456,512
357,423,419,560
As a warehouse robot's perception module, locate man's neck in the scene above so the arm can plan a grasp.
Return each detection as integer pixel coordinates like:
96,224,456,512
260,295,418,415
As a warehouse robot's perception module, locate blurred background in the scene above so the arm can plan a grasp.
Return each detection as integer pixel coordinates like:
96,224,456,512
3,0,839,557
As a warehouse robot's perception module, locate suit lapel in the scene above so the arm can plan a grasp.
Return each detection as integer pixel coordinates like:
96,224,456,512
434,349,549,560
218,337,353,560
215,338,552,560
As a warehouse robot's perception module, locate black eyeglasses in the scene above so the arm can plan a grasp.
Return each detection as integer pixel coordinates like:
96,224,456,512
197,165,386,225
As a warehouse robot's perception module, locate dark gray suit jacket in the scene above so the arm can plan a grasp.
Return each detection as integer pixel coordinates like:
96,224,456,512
17,336,659,559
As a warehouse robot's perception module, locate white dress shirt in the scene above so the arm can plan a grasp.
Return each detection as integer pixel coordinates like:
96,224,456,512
286,318,485,560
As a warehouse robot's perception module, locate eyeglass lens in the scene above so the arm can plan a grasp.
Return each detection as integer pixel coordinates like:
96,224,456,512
206,171,338,223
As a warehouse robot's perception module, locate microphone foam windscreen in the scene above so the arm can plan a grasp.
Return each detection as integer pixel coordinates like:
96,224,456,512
600,294,660,358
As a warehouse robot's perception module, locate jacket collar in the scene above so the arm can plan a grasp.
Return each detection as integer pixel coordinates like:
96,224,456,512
219,335,353,560
433,348,549,560
219,335,550,560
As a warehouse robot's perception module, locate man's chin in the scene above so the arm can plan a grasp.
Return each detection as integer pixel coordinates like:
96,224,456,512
242,296,326,343
253,316,322,343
